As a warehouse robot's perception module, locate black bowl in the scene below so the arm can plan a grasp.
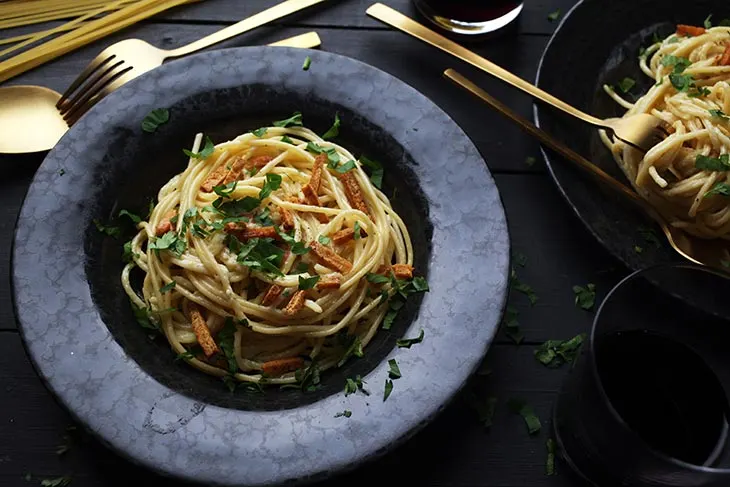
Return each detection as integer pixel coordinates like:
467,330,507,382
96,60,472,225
12,47,510,486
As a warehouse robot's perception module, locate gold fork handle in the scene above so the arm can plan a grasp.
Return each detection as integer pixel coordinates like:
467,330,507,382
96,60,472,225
268,31,321,49
366,3,605,128
166,0,326,58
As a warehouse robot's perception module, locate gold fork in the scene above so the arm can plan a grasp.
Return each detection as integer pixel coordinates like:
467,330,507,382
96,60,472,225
444,68,730,272
366,3,669,153
58,0,327,125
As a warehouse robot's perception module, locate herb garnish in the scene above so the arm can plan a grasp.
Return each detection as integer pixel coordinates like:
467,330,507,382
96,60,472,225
353,221,362,240
546,438,557,475
396,329,424,348
387,358,401,379
318,235,331,245
526,156,537,167
696,153,730,171
273,112,303,128
639,226,661,247
547,9,560,21
510,268,537,305
298,274,320,290
705,182,730,197
337,334,364,367
40,477,72,487
333,159,357,173
534,334,586,367
118,209,141,224
131,304,160,331
512,250,527,268
93,218,121,238
141,108,169,133
302,56,312,71
366,273,390,284
217,318,238,374
334,410,352,418
159,281,176,293
259,173,283,200
359,156,383,188
322,113,341,140
670,72,694,92
252,127,268,138
704,14,713,29
281,135,295,144
502,306,523,344
149,231,186,256
383,379,394,401
689,86,712,98
344,375,368,396
573,283,596,310
230,236,285,277
122,240,135,263
305,142,340,167
617,77,636,93
382,274,429,330
710,109,729,121
183,135,214,160
295,361,321,392
508,398,541,435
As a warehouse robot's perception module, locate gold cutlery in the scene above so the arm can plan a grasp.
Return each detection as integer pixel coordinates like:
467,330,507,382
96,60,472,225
0,32,321,155
443,68,729,271
366,3,668,153
57,0,327,126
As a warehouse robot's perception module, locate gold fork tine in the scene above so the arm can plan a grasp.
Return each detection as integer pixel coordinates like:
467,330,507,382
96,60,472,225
59,59,125,116
62,64,132,123
57,52,118,109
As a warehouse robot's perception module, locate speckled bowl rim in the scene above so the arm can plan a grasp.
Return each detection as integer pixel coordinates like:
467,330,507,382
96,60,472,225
12,47,510,486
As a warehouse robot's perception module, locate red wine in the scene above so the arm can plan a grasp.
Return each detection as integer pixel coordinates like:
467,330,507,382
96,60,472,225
596,330,729,465
413,0,522,23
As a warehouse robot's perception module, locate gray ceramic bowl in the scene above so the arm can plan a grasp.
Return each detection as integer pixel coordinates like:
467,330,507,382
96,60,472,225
12,47,509,486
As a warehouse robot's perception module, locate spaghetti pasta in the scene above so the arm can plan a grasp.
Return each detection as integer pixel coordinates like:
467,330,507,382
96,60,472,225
601,24,730,239
121,117,425,388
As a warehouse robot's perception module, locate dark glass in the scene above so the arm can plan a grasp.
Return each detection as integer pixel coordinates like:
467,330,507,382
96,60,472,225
554,264,730,487
413,0,523,36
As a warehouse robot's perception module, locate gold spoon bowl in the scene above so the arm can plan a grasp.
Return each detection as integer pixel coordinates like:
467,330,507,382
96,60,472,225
0,85,67,154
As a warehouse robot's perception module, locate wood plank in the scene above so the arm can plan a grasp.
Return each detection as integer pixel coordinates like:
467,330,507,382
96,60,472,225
0,332,583,486
2,24,550,174
154,0,578,35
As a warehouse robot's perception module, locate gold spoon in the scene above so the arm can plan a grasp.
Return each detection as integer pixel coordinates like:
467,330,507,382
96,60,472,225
0,31,321,155
443,68,730,272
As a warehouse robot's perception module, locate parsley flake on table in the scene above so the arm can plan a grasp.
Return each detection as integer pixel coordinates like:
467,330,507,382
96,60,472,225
547,9,560,21
508,398,541,435
573,283,596,310
469,394,498,428
40,476,72,487
512,251,527,268
58,168,65,176
322,112,341,140
273,112,303,128
501,306,523,344
617,77,636,93
634,245,644,253
387,358,401,379
334,410,352,418
696,153,730,171
383,379,394,401
302,56,312,71
510,268,537,305
525,156,537,167
141,107,169,133
183,135,214,159
546,438,557,475
534,334,586,367
705,182,730,198
396,329,424,348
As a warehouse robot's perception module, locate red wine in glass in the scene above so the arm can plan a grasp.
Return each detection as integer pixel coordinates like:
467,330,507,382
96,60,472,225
412,0,524,36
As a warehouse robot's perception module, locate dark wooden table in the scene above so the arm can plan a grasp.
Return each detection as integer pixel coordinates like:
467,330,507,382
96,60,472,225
0,1,627,485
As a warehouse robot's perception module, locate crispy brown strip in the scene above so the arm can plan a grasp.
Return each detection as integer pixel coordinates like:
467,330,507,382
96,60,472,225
721,43,730,66
300,154,329,223
331,226,368,245
261,284,284,306
283,290,307,316
201,164,229,193
221,154,247,185
316,274,342,290
155,209,177,236
224,223,280,241
309,241,353,274
676,24,705,37
189,306,220,357
392,264,414,280
339,171,370,216
262,357,305,376
247,155,274,170
278,207,295,230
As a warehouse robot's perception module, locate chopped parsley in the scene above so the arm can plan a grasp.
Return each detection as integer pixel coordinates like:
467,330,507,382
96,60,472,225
40,477,72,487
705,182,730,197
252,127,268,137
334,410,352,418
547,9,560,21
213,181,237,198
689,86,712,98
230,236,285,277
704,14,713,29
353,221,362,239
217,318,238,374
273,112,303,128
381,274,429,330
634,245,644,253
294,262,310,273
710,109,730,120
294,361,321,392
670,72,694,92
302,56,311,71
512,251,527,268
359,155,383,189
396,329,424,348
131,304,159,331
322,113,341,140
617,77,636,93
383,379,394,401
661,55,691,72
58,168,65,176
344,375,368,396
510,268,537,305
573,283,596,310
118,209,141,224
141,108,169,133
298,274,320,290
159,281,176,293
183,135,214,160
502,306,523,344
696,153,730,171
306,142,340,167
93,219,120,238
333,159,357,174
534,334,586,367
175,350,197,361
149,231,186,257
280,135,295,144
469,394,497,428
526,156,537,167
387,358,401,379
337,334,364,367
546,438,557,475
259,173,282,200
122,240,135,263
318,235,331,245
366,273,390,284
508,398,541,435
